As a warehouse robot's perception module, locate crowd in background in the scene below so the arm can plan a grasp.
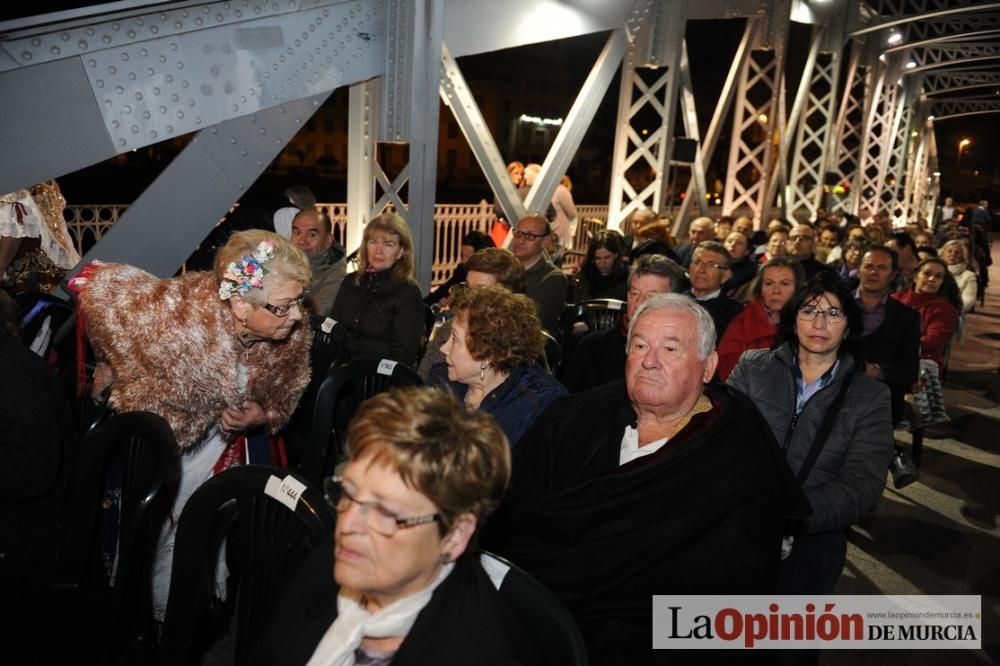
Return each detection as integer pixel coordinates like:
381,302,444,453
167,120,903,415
2,180,995,664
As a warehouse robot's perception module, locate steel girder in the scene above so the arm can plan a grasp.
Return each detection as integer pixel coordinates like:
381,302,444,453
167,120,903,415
922,70,1000,95
607,0,685,230
786,46,840,220
880,80,912,213
1,0,388,278
905,43,1000,73
903,110,932,222
856,59,897,216
829,47,869,215
438,43,525,232
0,0,387,196
927,98,1000,118
346,78,379,255
674,19,757,229
721,22,788,224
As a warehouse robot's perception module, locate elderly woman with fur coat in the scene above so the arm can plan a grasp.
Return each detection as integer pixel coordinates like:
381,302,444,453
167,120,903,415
72,229,312,618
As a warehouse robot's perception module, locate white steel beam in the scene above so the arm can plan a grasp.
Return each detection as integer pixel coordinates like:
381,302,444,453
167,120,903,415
721,19,788,225
346,78,379,255
674,19,756,228
438,42,526,227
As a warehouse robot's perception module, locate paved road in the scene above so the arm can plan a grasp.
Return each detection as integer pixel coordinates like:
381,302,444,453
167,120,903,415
825,236,1000,665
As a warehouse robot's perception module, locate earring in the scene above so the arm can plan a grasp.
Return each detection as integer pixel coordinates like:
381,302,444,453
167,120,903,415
440,553,451,565
239,318,250,337
480,363,488,382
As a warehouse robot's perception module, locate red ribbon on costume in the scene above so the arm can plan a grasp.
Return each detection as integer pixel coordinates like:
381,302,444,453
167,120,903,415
1,200,28,225
66,261,104,399
213,435,247,475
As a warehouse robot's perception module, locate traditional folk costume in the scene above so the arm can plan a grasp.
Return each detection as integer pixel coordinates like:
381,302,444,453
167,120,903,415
0,180,81,290
72,247,311,617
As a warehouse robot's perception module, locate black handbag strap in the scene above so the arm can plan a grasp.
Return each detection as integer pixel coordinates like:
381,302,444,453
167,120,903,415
796,373,854,486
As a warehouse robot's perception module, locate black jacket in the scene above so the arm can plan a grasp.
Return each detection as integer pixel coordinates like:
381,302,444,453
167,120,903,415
860,296,921,424
252,542,542,666
560,326,626,393
331,270,425,366
690,292,744,343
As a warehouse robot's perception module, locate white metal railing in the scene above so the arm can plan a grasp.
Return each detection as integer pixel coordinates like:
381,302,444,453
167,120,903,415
65,200,611,285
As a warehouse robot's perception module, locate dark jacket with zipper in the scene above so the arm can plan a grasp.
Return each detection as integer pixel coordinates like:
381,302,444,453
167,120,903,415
727,343,894,535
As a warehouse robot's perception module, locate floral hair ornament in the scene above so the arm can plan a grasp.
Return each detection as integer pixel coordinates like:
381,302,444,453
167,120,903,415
218,240,275,300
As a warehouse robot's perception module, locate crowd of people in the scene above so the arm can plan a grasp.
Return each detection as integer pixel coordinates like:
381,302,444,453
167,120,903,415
2,184,994,664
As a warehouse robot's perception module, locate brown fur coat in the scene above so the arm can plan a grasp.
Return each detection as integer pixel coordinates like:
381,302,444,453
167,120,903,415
78,264,311,448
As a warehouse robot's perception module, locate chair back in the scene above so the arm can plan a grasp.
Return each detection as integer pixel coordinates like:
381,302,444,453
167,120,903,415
159,465,335,666
298,358,423,484
558,298,626,375
59,411,180,664
479,552,588,666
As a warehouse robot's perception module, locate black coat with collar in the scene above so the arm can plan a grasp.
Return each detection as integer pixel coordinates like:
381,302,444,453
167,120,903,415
483,381,808,665
251,541,542,666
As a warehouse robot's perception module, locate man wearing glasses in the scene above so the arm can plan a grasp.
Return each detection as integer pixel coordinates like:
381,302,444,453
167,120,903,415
511,213,567,334
686,241,743,343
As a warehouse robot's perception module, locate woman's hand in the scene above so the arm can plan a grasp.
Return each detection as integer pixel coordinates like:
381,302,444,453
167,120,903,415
221,400,267,433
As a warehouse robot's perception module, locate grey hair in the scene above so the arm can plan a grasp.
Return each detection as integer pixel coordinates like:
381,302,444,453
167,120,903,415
627,293,716,360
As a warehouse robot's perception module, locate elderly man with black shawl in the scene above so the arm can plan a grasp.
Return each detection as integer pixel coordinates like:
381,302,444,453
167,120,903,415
485,293,808,665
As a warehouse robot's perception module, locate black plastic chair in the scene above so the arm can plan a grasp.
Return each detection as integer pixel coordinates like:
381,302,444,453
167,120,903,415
54,411,181,665
479,552,589,666
558,298,626,373
298,358,423,485
159,465,336,666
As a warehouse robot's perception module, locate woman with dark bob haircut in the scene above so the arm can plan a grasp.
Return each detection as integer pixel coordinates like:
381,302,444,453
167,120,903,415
728,272,893,596
438,285,566,446
254,387,544,665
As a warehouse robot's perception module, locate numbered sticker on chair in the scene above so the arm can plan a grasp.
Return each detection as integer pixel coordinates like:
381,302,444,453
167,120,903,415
608,300,623,310
377,359,398,376
321,317,337,334
264,474,307,511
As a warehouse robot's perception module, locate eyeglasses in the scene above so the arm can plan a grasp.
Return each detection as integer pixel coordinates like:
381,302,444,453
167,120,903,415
691,258,727,271
261,294,305,317
512,228,548,241
324,476,440,536
789,234,815,242
797,304,846,324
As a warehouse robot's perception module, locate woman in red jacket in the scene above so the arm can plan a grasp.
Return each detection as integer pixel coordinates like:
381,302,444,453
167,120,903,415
892,257,961,368
716,257,804,380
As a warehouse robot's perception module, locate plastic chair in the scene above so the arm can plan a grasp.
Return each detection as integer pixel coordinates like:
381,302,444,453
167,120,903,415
558,298,626,373
159,465,336,666
479,552,589,666
55,411,181,665
298,358,423,485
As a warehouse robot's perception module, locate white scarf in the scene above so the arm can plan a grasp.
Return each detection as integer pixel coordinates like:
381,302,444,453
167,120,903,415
305,562,455,666
948,262,968,276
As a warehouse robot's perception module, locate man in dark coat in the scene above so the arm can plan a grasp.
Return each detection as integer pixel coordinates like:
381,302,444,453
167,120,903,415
855,246,920,425
486,293,807,665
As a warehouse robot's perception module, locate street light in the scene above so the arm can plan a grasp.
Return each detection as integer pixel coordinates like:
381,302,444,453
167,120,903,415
957,138,971,172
